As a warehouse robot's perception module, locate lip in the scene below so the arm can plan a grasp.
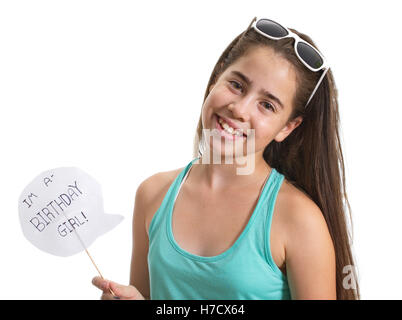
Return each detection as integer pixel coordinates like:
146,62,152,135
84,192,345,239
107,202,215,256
215,114,246,140
216,114,248,137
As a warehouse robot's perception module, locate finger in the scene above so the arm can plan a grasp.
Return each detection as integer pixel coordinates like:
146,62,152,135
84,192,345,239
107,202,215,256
92,277,119,298
92,276,109,292
109,281,136,299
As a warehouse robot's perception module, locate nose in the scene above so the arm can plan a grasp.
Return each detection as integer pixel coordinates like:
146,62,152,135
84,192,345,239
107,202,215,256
227,96,252,122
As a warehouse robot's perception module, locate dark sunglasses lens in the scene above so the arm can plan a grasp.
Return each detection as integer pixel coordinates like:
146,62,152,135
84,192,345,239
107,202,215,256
297,42,324,69
256,19,288,38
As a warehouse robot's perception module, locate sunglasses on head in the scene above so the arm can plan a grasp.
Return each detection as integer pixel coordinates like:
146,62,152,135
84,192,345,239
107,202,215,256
250,17,330,108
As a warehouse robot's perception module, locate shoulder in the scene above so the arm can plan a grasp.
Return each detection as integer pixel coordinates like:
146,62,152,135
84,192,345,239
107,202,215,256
136,167,183,203
135,166,184,233
276,178,334,252
276,177,337,299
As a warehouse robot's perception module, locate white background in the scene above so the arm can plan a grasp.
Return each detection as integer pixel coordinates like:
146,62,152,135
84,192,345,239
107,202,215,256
1,0,401,299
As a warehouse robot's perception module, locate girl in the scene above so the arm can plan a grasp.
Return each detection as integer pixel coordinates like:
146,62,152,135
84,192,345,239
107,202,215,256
92,17,360,300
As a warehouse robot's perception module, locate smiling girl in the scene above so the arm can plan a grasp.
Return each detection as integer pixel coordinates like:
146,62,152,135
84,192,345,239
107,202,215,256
92,17,360,300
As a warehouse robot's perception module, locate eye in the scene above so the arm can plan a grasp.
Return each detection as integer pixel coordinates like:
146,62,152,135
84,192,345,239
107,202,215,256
261,101,275,112
229,80,243,91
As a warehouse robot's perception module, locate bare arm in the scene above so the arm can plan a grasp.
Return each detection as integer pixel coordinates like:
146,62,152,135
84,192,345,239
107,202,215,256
284,198,337,299
92,174,169,300
129,179,152,300
92,179,151,300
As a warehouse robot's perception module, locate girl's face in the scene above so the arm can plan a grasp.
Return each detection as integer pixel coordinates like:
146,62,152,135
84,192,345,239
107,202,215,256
202,46,303,158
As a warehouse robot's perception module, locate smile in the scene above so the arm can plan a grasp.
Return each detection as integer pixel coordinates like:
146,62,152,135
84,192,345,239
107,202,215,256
215,115,247,139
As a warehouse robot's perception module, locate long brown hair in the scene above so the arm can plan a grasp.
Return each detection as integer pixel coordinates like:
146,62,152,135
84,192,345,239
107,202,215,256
192,18,360,300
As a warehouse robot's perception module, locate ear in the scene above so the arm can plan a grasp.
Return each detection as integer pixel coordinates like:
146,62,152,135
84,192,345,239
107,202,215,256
274,116,303,143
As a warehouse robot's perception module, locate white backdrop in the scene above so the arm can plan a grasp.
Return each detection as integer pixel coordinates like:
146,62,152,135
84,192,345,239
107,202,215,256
1,0,401,299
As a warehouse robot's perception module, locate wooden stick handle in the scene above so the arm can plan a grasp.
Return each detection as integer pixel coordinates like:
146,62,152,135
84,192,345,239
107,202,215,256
85,248,117,298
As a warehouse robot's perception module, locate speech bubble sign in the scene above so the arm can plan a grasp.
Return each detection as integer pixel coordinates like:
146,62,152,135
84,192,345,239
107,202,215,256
18,167,123,257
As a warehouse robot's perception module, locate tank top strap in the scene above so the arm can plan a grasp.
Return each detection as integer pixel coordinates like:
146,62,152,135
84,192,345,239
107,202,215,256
148,157,200,238
258,167,284,205
251,167,286,278
172,156,200,204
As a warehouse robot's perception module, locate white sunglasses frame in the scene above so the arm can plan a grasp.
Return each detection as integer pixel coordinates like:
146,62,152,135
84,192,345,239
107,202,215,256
251,17,330,108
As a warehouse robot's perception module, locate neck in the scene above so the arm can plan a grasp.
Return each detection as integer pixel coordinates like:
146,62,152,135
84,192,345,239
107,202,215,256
193,151,271,191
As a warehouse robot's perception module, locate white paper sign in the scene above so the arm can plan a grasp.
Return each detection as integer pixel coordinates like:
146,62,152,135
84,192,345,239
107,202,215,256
18,167,123,257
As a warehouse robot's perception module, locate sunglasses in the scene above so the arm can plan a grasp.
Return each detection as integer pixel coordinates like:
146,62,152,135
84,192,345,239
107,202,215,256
250,17,329,108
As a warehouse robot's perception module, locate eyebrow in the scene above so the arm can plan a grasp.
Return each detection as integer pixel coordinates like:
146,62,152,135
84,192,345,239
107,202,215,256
230,70,284,110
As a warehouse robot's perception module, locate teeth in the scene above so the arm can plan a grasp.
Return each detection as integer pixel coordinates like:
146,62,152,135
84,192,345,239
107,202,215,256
223,123,233,133
218,117,244,137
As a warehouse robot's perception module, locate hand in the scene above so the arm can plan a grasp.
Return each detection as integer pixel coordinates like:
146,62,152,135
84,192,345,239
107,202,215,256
92,276,146,300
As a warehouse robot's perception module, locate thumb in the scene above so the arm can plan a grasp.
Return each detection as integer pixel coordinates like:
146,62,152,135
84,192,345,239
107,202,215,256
109,281,144,300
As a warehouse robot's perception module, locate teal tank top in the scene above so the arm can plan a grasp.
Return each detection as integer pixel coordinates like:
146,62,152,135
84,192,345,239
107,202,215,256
147,157,291,300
